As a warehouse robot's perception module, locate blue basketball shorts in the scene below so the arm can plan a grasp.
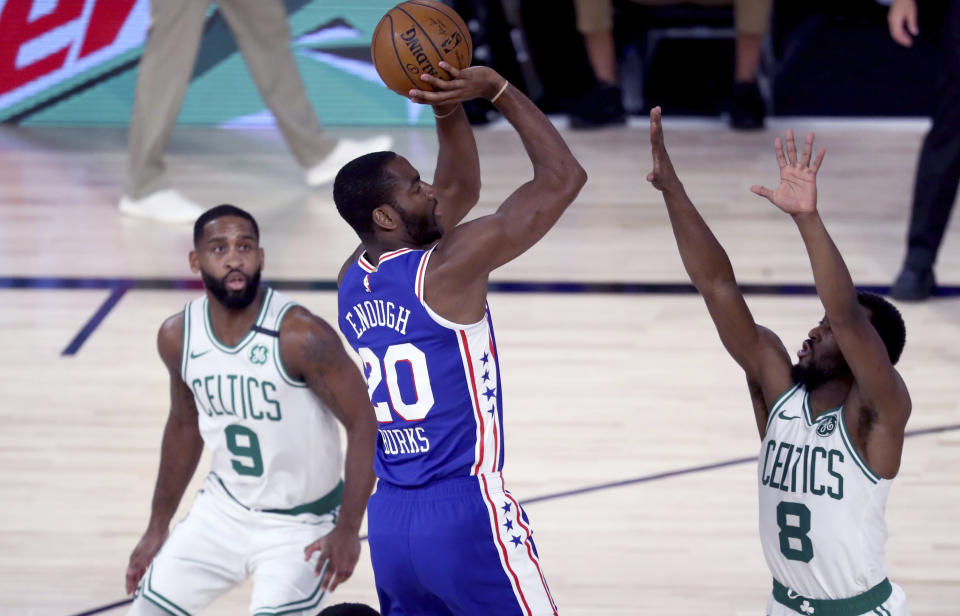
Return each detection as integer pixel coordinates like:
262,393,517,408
367,472,558,616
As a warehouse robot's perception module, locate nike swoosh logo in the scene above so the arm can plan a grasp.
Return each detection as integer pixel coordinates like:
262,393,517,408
778,410,801,420
190,349,212,359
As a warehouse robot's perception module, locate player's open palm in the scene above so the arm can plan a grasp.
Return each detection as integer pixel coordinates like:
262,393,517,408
304,523,361,593
751,129,825,215
125,527,167,595
647,107,682,194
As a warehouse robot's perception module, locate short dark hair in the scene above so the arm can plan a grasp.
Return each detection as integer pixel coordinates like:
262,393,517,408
333,151,398,239
193,204,259,246
857,291,906,364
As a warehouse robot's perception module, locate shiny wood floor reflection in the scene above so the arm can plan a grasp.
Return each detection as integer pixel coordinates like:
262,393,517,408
0,119,957,615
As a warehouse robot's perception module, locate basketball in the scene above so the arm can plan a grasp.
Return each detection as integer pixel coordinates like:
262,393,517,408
371,0,473,97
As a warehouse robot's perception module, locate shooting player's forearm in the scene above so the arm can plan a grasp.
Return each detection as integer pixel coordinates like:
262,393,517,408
492,84,585,193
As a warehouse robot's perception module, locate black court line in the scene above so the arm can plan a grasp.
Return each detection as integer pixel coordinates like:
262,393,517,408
61,284,130,356
5,275,960,296
69,422,960,616
3,275,957,358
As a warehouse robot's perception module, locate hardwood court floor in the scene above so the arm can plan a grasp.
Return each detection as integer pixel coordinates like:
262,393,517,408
0,119,957,615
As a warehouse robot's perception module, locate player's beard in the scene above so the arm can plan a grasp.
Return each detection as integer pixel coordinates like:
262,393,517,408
791,359,851,392
201,267,262,310
397,200,442,246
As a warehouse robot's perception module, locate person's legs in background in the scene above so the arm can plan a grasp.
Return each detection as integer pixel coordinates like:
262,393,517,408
217,0,391,188
570,0,626,128
728,0,773,129
892,0,960,300
120,0,209,222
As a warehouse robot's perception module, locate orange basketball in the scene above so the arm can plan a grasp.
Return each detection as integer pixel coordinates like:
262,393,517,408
371,0,473,97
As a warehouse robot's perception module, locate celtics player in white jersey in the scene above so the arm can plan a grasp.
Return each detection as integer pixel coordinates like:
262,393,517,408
124,205,377,615
647,109,912,616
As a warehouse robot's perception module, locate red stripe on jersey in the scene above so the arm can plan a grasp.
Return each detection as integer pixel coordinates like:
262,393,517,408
379,248,412,263
486,311,497,361
481,474,534,616
500,475,558,614
415,251,429,300
459,330,486,475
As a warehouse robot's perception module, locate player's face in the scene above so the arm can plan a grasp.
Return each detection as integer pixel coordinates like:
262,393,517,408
190,216,264,310
792,312,859,389
387,157,442,246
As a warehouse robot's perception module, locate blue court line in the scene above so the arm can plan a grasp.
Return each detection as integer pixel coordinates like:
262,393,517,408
61,284,131,356
68,422,960,616
3,275,960,296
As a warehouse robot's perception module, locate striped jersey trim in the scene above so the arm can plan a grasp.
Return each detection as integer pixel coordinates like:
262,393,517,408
458,329,487,475
179,302,191,382
142,564,192,616
252,561,328,615
802,390,815,427
837,406,881,484
358,248,414,273
479,474,534,616
202,287,274,354
498,474,558,614
272,301,307,388
414,245,433,301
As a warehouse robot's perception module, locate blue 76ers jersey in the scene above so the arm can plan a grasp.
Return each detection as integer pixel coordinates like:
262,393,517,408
338,246,505,487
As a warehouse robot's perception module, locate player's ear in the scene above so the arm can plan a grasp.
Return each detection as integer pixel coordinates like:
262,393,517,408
372,205,399,231
259,248,265,272
188,249,200,274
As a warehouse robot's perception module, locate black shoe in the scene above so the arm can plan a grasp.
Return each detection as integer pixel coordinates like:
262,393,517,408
890,266,936,301
569,82,626,129
729,81,765,130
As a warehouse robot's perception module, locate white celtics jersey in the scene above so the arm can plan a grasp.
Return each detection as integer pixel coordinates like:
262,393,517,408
759,383,891,599
180,288,343,515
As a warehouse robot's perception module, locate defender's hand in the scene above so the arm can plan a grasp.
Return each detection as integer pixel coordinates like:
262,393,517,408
408,63,501,106
888,0,919,47
304,523,361,593
125,527,168,595
646,107,683,194
751,129,825,216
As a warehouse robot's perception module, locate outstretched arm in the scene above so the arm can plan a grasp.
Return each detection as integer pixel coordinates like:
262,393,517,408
281,307,377,593
125,314,204,595
409,65,587,322
647,107,791,433
752,131,910,474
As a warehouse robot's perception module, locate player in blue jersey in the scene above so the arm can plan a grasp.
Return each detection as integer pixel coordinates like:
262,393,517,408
328,63,586,615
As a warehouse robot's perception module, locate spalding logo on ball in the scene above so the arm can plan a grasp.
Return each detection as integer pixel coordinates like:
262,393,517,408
371,0,473,96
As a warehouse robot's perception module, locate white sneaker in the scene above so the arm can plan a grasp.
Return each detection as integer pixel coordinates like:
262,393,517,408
119,189,205,224
305,135,394,187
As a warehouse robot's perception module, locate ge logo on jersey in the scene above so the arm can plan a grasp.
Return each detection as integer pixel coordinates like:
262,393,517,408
249,344,269,365
816,416,837,437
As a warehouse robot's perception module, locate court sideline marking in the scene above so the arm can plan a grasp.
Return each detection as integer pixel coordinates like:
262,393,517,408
3,276,958,356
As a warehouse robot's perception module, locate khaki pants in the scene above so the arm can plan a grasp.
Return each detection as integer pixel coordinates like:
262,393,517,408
574,0,773,36
125,0,333,198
